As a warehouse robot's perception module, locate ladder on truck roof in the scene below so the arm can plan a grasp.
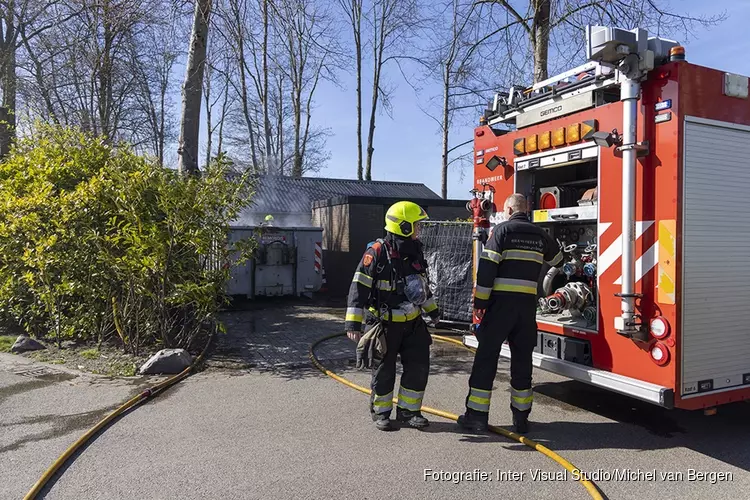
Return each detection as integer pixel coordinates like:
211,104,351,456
486,60,620,127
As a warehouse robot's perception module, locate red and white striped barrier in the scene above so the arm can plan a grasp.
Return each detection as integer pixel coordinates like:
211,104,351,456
314,242,322,273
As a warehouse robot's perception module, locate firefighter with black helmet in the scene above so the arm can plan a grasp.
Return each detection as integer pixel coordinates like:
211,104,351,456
458,193,563,434
346,201,440,431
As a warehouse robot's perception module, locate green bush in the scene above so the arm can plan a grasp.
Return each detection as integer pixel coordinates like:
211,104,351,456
80,348,100,360
0,124,254,354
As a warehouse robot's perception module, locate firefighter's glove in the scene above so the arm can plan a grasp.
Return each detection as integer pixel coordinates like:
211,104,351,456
356,323,387,370
473,308,486,322
423,315,438,328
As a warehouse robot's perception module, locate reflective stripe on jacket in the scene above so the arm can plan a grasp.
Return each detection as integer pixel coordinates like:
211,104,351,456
474,212,563,310
346,238,440,332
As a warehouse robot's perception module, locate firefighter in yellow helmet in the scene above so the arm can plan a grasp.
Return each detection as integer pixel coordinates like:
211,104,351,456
346,201,440,431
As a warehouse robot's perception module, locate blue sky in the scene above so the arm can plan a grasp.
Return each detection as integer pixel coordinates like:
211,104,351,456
305,0,749,199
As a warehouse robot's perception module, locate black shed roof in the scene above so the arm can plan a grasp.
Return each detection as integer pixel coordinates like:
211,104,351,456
245,175,441,214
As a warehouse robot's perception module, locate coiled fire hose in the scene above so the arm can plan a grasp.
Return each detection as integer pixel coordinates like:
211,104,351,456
310,332,604,500
23,333,214,500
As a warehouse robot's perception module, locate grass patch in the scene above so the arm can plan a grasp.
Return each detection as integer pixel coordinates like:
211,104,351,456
0,335,15,353
80,348,100,360
106,360,137,377
7,336,145,378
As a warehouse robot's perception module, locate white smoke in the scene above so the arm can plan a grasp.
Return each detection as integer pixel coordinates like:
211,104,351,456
231,212,316,228
231,175,318,228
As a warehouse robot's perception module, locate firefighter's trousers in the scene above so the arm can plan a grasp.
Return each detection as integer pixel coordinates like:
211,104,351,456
369,317,432,418
465,294,537,420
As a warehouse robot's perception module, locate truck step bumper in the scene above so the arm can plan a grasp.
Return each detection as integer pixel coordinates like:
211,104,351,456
462,334,674,408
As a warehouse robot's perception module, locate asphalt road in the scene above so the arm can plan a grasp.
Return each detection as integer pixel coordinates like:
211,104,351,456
1,303,749,500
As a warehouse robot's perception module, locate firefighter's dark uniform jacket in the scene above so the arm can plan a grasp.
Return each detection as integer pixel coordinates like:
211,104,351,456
466,211,563,419
346,234,439,418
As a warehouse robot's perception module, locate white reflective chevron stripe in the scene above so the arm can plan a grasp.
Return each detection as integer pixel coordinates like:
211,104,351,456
598,222,612,239
615,243,658,285
598,221,654,276
598,234,623,277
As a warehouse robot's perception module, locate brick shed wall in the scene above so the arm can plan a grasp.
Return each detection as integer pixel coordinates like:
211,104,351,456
312,203,350,252
312,197,469,298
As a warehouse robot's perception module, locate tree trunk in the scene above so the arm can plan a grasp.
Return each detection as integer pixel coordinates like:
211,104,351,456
365,9,386,182
217,78,229,157
440,64,450,199
277,73,285,175
0,47,15,159
159,81,166,166
98,0,114,140
232,0,258,171
262,0,273,174
178,0,212,176
0,2,17,161
204,64,212,168
353,1,363,180
21,32,59,125
364,72,378,181
291,85,302,178
531,0,550,83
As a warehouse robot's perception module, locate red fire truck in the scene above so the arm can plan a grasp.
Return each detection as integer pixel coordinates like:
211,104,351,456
463,25,750,411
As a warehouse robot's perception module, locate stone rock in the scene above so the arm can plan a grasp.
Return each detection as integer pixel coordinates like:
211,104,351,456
11,335,47,353
61,340,77,349
139,348,193,375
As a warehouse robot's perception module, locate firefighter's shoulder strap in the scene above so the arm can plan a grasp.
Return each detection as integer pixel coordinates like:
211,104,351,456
372,238,389,272
371,238,395,324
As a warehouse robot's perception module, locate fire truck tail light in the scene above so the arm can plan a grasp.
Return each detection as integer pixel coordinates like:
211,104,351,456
650,342,670,366
649,316,670,339
567,123,580,143
552,127,566,146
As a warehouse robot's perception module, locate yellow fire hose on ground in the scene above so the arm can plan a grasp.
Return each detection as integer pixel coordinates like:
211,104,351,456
310,332,604,500
23,334,215,500
25,330,603,500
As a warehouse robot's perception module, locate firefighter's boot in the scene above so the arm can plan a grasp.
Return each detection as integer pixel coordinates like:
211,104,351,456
512,412,529,434
396,408,429,429
457,411,489,433
372,413,394,431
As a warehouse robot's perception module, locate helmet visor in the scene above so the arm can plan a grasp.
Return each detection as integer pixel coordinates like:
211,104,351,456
412,220,424,238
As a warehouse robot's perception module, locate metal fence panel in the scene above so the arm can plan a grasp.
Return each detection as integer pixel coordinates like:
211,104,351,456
420,221,473,324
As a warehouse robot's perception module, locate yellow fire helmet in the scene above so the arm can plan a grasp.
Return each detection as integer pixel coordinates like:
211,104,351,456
384,201,429,237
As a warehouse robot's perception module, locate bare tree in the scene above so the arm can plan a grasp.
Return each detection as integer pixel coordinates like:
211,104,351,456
478,0,726,83
0,0,74,157
217,0,259,171
203,47,232,167
130,6,183,165
178,0,212,175
0,0,19,158
418,0,521,198
212,0,336,177
17,0,170,150
275,0,339,178
261,0,273,173
337,0,363,179
362,0,422,180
